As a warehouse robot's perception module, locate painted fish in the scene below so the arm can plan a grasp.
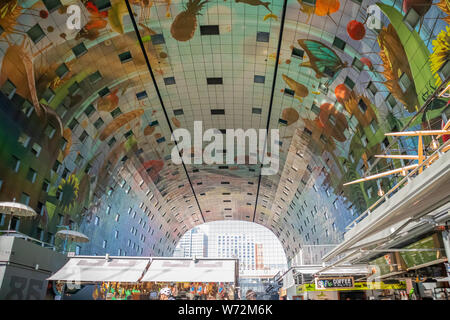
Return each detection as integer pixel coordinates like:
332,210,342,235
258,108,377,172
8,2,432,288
235,0,272,13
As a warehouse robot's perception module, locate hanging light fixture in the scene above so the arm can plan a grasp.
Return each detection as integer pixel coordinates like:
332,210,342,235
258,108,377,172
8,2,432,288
377,180,384,197
430,137,440,150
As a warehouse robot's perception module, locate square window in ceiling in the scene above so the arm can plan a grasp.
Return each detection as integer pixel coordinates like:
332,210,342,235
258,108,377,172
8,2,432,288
124,130,133,139
43,0,62,12
55,63,69,79
157,136,166,143
27,24,45,44
200,25,220,35
284,88,295,96
151,34,165,45
42,87,55,103
150,120,159,127
94,117,104,129
303,127,312,136
72,42,88,58
79,130,89,143
118,51,132,63
136,90,147,100
164,77,176,85
252,108,262,114
89,71,102,84
211,109,225,115
207,77,223,85
68,81,81,96
398,72,412,92
292,47,304,59
98,87,110,97
403,8,420,30
352,57,364,72
173,109,184,116
93,0,112,12
256,31,270,42
279,118,288,125
84,104,95,117
332,36,346,50
344,76,355,89
111,107,122,118
254,75,265,83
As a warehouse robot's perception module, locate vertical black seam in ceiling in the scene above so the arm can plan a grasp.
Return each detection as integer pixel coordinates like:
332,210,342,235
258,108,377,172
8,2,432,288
124,0,205,223
253,0,289,223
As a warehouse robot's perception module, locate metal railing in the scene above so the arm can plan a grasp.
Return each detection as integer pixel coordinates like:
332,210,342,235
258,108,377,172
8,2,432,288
0,230,56,250
345,139,450,231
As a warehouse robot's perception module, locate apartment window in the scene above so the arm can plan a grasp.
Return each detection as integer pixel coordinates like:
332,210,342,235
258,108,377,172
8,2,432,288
68,119,79,130
332,36,346,50
94,216,100,226
0,213,5,226
254,75,265,83
88,71,102,84
292,47,304,59
361,134,368,147
151,34,165,45
108,137,116,147
344,76,355,89
358,99,368,113
164,77,176,85
398,72,412,92
102,240,107,249
98,87,110,97
20,193,30,206
11,155,21,172
111,107,122,118
332,222,337,231
43,0,62,12
352,57,364,72
386,94,397,110
115,214,120,222
26,168,37,183
55,63,69,79
75,245,81,255
367,81,377,96
68,81,81,96
256,31,270,42
93,117,104,129
27,24,45,44
114,230,119,239
333,199,338,209
72,42,88,58
369,120,378,134
403,7,420,30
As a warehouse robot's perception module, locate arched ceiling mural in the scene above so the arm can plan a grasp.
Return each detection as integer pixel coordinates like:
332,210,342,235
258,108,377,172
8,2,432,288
0,0,448,259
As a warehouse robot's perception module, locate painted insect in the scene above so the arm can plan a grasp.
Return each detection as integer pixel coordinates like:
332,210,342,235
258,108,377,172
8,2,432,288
297,39,348,85
170,0,208,41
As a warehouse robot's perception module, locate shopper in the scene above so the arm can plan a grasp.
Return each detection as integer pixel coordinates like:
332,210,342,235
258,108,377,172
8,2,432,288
246,289,257,300
159,287,175,300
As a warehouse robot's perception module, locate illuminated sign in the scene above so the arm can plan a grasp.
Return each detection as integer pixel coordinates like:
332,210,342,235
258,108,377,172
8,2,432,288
315,277,354,290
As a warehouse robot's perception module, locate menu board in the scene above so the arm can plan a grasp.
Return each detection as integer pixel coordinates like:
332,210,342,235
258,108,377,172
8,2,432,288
315,277,354,290
399,235,442,268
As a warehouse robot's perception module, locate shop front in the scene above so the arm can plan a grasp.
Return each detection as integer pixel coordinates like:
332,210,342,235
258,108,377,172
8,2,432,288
48,256,239,300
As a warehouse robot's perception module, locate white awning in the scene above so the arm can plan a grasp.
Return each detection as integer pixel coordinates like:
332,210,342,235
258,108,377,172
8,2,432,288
47,257,150,282
141,259,236,283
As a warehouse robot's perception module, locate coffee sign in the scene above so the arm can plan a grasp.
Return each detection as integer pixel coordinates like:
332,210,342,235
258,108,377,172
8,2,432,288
315,277,354,290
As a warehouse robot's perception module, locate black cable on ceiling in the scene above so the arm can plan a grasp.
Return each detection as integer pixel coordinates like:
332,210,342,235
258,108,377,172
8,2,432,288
124,0,205,223
253,0,289,223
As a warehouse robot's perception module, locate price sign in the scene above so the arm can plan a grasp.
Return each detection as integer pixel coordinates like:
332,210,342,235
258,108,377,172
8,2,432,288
315,277,354,290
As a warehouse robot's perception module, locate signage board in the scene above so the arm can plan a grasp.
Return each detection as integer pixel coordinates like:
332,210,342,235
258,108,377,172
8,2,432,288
399,235,442,268
296,281,406,293
315,277,354,290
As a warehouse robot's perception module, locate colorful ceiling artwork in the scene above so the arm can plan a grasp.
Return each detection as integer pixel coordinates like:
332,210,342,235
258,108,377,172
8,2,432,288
0,0,448,259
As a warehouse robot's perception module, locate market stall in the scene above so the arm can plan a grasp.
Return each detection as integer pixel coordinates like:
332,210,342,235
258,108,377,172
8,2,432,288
47,256,239,300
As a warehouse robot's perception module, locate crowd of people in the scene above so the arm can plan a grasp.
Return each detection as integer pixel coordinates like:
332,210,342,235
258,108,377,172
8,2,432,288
91,281,237,300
